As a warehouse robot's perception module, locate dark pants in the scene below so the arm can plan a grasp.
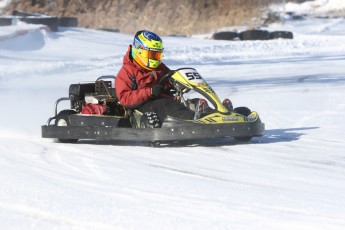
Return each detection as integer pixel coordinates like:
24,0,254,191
138,98,195,121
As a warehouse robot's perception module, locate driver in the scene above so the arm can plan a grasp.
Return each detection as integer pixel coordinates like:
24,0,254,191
115,30,201,123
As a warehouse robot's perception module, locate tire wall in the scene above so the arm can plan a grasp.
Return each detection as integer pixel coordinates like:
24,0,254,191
212,29,293,41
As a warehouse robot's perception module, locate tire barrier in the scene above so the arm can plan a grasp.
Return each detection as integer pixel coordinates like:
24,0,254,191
213,29,294,41
19,16,59,32
0,17,12,26
212,31,239,41
239,29,271,41
98,28,120,33
168,34,187,37
11,10,78,31
58,17,78,27
270,31,294,39
12,10,41,17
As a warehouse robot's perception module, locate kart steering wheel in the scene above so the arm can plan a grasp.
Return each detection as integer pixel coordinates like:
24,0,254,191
159,69,191,95
158,70,176,85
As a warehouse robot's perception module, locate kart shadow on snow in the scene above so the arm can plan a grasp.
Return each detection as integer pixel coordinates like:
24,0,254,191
258,126,319,144
164,126,319,147
73,126,319,147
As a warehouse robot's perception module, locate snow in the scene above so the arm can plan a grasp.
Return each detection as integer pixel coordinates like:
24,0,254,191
285,0,345,16
1,3,345,230
0,0,12,9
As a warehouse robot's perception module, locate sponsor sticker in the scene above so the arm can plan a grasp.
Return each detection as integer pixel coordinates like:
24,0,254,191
222,117,238,121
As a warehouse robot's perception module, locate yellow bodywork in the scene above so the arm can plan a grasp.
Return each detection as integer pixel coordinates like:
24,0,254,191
196,111,259,124
172,69,229,113
171,68,254,123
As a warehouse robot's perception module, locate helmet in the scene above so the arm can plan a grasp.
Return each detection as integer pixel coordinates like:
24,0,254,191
131,30,164,70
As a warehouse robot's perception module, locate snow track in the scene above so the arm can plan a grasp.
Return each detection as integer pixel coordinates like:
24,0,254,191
1,18,345,229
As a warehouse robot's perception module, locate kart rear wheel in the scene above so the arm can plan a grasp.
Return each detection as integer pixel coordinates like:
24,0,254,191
55,110,79,143
234,136,252,142
143,141,161,147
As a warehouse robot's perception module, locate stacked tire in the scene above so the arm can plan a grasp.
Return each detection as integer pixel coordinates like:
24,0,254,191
239,29,270,40
239,29,293,41
212,31,239,41
19,16,59,32
212,29,293,41
58,17,78,27
0,10,78,32
0,17,12,26
269,31,293,39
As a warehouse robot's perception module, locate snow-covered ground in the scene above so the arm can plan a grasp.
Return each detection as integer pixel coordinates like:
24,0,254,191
284,0,345,17
1,11,345,230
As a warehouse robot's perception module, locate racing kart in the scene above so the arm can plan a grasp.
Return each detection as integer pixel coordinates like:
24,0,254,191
41,68,265,146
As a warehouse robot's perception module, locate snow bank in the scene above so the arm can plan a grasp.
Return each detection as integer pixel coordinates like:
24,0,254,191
286,0,345,17
0,0,12,9
0,23,49,42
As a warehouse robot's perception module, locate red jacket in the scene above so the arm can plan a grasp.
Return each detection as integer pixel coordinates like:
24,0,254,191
115,45,170,108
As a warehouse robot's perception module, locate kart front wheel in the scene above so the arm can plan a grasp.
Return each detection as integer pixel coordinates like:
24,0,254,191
233,107,253,142
55,110,79,143
233,107,252,116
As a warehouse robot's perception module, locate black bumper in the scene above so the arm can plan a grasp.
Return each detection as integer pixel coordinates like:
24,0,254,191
42,120,265,142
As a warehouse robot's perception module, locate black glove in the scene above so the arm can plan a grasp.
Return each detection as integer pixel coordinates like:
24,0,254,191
151,84,163,97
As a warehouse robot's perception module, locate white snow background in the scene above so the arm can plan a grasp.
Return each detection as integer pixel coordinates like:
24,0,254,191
1,1,345,229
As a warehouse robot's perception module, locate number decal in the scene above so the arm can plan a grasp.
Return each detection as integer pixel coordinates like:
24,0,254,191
178,69,205,84
185,72,194,80
186,72,202,81
194,72,202,79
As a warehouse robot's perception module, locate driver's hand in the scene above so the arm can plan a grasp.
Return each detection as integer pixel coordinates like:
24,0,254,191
151,84,163,97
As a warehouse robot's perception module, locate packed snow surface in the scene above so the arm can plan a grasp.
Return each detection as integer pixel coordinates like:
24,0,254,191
1,16,345,230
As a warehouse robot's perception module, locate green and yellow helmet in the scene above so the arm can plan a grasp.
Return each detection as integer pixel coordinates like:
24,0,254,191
131,30,164,70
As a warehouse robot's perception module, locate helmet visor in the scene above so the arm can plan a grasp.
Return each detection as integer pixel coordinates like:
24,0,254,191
141,49,163,61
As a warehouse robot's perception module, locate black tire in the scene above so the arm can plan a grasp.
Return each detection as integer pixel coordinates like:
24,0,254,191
212,31,238,41
270,31,293,39
233,107,252,116
239,29,270,41
168,34,187,37
98,28,120,33
19,16,59,32
143,141,161,147
12,10,39,17
58,17,78,27
140,112,161,147
234,136,252,142
0,17,12,26
55,110,79,143
233,106,252,142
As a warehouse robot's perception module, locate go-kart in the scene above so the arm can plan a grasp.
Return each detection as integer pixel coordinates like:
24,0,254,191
41,68,265,146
